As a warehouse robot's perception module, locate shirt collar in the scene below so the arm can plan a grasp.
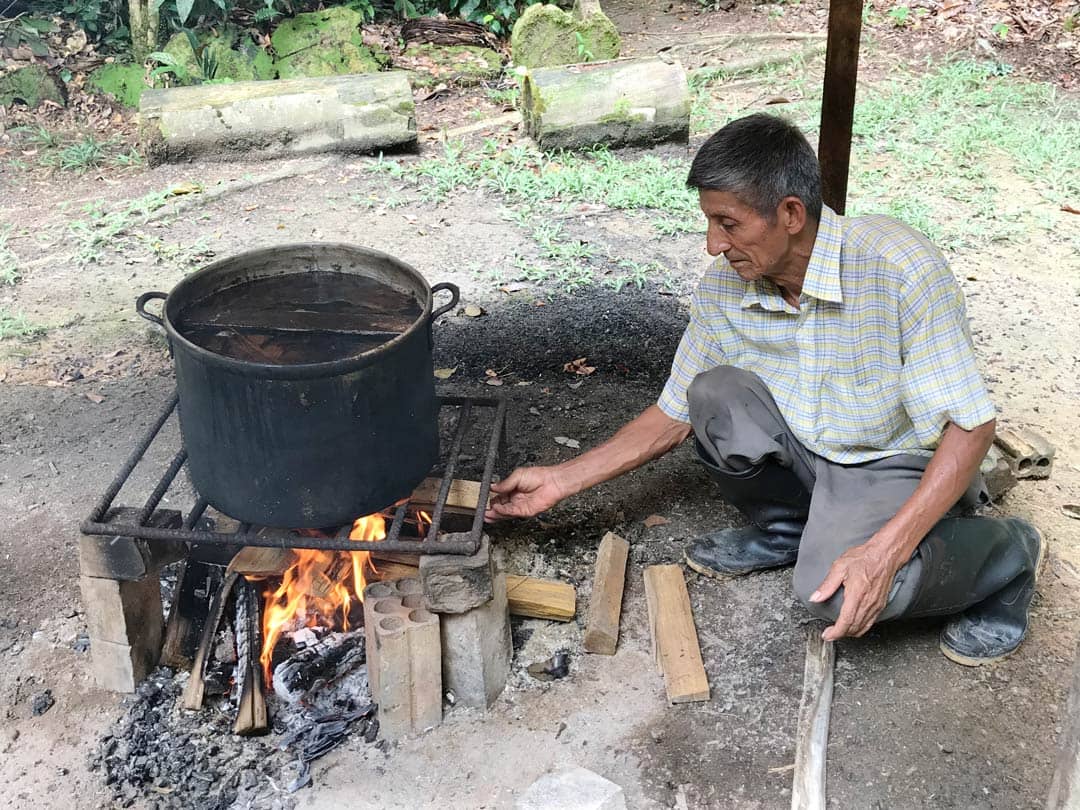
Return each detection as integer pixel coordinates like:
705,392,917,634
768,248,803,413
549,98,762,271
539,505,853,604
738,203,844,311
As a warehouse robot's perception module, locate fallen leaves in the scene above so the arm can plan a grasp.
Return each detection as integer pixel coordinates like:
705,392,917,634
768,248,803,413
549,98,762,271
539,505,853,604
433,367,457,380
484,368,504,386
643,514,670,528
463,304,484,317
563,357,596,376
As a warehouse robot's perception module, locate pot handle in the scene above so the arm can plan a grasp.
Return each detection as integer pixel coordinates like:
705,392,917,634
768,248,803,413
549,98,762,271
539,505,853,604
430,282,460,322
136,291,168,331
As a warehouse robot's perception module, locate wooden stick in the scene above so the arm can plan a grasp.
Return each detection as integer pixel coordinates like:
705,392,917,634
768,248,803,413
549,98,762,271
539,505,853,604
505,575,576,621
643,565,709,703
584,532,630,655
182,571,239,711
232,578,268,736
791,629,835,810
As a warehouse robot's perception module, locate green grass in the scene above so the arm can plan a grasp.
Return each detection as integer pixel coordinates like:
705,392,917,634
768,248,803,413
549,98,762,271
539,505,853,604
0,308,46,340
40,136,117,172
68,184,194,263
0,228,19,285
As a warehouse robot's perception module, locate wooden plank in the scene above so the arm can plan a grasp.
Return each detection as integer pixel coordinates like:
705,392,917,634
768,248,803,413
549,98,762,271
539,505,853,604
409,477,485,512
232,578,268,736
505,575,576,622
370,560,420,583
643,565,709,703
161,560,223,669
1048,638,1080,808
583,532,630,655
817,0,864,213
791,629,835,810
227,546,297,577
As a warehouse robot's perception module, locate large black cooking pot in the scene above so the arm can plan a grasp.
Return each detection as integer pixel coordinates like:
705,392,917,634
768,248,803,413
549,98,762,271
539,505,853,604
136,243,458,529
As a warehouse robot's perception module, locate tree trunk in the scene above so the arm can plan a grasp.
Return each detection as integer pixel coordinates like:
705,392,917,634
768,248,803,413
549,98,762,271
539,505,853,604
128,0,156,63
521,57,690,151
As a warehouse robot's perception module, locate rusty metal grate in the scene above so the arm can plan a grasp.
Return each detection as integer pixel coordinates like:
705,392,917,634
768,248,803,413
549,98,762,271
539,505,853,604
81,392,507,556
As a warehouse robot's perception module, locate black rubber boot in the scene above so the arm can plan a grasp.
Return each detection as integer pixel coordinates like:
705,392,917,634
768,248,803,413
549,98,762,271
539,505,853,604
904,517,1045,666
684,458,810,579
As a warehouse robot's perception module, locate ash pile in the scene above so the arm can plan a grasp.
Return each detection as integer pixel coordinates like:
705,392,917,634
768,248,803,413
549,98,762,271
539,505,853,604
89,625,378,810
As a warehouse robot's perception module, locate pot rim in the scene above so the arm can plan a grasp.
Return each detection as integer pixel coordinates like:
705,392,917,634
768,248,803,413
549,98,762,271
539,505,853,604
156,242,437,381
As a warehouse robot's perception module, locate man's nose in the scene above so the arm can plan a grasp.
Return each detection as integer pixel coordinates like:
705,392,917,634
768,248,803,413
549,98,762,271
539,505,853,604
706,225,731,256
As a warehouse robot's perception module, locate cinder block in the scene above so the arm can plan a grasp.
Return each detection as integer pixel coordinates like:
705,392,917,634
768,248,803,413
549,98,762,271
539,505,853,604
996,427,1055,480
441,571,511,709
80,575,164,687
362,577,442,740
516,767,627,810
88,638,156,694
419,534,494,614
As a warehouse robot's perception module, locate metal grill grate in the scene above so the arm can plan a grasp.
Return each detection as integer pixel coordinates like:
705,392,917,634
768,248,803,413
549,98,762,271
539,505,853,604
81,392,507,556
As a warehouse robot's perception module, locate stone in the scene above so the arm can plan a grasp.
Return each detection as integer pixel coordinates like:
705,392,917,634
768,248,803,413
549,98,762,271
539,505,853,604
402,43,503,88
362,577,443,740
30,690,54,716
510,2,620,69
161,32,266,83
87,63,147,108
440,572,512,709
419,534,494,614
0,63,66,109
80,574,163,692
270,6,389,79
89,638,154,693
516,767,627,810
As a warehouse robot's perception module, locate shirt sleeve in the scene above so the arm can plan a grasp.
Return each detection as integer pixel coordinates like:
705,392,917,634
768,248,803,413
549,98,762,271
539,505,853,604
898,257,997,446
658,280,727,423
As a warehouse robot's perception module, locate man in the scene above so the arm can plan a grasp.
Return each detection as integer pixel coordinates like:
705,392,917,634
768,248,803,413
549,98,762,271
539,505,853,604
485,113,1044,665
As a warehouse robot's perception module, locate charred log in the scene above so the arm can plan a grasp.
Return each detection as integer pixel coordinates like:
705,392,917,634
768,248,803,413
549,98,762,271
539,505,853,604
271,629,367,705
233,578,268,736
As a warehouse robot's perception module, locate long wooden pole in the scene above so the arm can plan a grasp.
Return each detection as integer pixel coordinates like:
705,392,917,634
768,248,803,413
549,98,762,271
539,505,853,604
791,630,835,810
817,0,864,214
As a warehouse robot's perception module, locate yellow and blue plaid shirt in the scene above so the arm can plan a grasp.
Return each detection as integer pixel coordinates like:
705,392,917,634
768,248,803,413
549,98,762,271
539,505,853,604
658,205,997,464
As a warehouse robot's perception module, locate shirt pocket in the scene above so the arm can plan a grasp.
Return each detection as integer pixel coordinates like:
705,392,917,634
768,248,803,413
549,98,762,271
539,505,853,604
817,372,909,449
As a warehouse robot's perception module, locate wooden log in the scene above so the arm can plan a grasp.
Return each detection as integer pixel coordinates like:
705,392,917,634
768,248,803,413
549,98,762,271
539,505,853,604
521,57,691,151
233,578,268,736
643,565,709,703
791,629,835,810
161,560,224,669
583,532,629,655
228,546,297,577
410,477,485,513
1047,638,1080,809
139,72,417,166
505,575,576,621
183,571,239,711
817,0,864,212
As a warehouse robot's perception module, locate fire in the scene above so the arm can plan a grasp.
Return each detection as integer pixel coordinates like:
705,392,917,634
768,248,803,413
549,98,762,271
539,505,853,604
256,508,432,682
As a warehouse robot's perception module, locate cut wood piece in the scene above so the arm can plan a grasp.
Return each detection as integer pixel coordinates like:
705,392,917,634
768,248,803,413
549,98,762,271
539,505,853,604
643,565,709,703
521,57,691,151
583,532,630,655
370,559,420,583
233,578,268,736
791,629,835,810
182,571,239,711
505,575,576,621
139,72,417,165
227,546,297,577
410,477,485,512
161,560,224,669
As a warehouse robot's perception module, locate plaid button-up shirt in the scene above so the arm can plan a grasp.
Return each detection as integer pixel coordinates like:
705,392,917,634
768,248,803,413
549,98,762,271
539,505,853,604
658,205,997,464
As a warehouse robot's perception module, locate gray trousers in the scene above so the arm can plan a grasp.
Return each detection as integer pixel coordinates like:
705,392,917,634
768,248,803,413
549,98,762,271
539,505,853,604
687,365,989,622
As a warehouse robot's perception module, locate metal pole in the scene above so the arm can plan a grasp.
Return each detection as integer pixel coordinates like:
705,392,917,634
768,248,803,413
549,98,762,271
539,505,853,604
818,0,864,214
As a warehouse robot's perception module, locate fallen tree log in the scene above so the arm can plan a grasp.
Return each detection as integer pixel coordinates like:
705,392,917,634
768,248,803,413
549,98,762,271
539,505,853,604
139,72,417,166
521,57,690,151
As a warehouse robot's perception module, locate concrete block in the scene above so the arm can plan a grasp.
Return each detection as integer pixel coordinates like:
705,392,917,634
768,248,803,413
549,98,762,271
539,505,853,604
996,427,1055,480
80,575,164,652
419,534,494,614
88,638,156,694
516,767,627,810
362,577,442,740
79,507,184,580
441,572,512,709
980,445,1017,503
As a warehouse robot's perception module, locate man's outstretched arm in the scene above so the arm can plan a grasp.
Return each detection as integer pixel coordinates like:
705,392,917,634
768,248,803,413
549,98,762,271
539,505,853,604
485,405,692,521
810,418,997,640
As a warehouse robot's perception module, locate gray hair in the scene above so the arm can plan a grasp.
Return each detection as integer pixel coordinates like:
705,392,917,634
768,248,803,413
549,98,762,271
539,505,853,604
686,114,823,223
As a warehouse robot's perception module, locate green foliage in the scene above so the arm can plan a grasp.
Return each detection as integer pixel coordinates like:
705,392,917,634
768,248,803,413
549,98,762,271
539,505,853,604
991,22,1010,39
39,135,117,171
32,0,128,45
574,30,593,62
68,183,196,263
0,228,20,286
887,5,910,26
0,15,56,55
149,30,220,83
0,309,46,340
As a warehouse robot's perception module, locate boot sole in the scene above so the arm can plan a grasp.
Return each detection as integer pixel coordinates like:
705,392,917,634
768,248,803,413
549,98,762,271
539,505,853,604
683,550,795,580
939,525,1047,667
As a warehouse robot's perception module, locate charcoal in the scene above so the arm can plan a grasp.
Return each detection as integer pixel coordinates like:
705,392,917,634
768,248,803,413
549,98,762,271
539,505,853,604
271,629,366,704
527,650,571,682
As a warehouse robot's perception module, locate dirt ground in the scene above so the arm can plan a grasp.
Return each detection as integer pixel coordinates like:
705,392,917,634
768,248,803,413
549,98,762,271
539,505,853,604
2,0,1079,807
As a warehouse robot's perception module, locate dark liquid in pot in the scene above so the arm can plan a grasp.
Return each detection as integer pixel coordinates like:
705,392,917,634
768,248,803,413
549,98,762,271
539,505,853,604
177,272,423,365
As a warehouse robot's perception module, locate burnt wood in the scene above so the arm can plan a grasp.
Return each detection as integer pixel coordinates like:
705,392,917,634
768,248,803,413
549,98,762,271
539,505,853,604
233,578,268,736
818,0,864,213
183,571,240,710
79,507,184,581
161,559,225,669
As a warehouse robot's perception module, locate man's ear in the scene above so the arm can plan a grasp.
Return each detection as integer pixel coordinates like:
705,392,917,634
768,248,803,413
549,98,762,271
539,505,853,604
777,196,807,234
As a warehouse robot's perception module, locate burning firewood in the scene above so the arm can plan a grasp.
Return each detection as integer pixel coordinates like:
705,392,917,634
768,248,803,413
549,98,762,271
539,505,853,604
233,578,268,736
182,571,239,711
271,629,367,705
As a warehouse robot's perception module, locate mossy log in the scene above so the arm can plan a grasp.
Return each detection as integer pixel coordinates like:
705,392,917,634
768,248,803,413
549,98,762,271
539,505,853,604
138,72,416,165
521,57,689,151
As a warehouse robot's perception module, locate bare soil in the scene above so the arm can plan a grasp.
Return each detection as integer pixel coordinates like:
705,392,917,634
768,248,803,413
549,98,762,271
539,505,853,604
1,2,1079,808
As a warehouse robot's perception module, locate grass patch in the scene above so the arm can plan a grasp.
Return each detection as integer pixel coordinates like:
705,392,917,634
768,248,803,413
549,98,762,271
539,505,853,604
68,184,199,263
0,308,46,340
0,227,19,285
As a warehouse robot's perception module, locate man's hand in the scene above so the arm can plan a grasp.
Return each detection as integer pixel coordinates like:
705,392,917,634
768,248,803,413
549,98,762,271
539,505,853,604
810,540,904,641
485,466,568,522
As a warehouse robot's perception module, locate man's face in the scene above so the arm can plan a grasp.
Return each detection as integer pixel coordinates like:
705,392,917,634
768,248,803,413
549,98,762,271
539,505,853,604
698,189,793,284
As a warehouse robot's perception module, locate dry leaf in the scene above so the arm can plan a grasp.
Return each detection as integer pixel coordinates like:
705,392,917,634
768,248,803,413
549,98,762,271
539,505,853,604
434,367,457,379
168,182,202,196
563,357,597,376
643,514,669,528
464,304,484,317
84,392,105,404
485,368,499,378
485,378,504,386
500,283,529,293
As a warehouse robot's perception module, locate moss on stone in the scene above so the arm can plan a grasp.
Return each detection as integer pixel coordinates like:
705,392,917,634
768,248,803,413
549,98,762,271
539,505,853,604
162,31,263,83
270,6,389,79
403,43,503,88
0,63,66,109
510,2,619,68
87,63,147,108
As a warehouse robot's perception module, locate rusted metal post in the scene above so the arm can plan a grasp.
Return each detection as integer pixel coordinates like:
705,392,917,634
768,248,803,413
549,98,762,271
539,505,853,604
818,0,864,214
